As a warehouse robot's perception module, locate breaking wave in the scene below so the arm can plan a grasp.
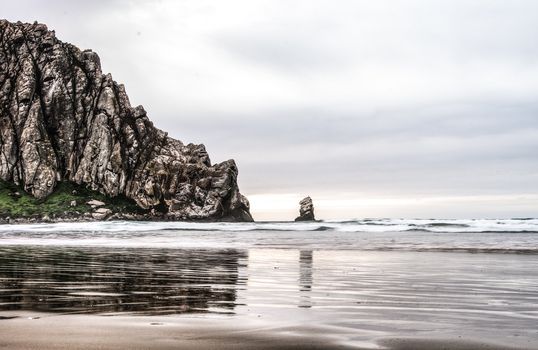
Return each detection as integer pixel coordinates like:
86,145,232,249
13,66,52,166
0,218,536,234
0,218,537,253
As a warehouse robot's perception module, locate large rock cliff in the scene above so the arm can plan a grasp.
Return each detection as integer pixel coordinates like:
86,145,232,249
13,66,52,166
0,20,252,221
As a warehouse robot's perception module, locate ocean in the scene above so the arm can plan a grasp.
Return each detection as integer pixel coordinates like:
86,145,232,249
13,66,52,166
0,219,537,349
1,218,537,251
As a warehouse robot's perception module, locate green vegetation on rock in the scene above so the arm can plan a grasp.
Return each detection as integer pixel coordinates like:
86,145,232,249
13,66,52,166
0,180,144,219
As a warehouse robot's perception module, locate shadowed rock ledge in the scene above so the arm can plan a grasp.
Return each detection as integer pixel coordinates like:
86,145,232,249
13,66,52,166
0,20,252,222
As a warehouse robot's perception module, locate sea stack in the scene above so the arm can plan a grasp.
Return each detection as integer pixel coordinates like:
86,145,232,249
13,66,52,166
0,20,252,222
295,196,315,221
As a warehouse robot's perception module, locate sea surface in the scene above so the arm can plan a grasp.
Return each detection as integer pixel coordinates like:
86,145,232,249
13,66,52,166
1,218,537,348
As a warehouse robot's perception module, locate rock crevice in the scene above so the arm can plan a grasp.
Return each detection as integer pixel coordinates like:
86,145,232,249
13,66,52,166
0,20,252,221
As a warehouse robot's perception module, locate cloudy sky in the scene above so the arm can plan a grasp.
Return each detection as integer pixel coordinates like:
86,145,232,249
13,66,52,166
5,0,538,219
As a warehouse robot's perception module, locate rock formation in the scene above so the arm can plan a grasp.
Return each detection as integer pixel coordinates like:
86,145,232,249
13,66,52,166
295,196,315,221
0,20,252,221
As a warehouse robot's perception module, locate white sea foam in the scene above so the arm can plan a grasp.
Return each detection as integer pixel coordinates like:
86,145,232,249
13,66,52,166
0,218,536,234
0,218,537,252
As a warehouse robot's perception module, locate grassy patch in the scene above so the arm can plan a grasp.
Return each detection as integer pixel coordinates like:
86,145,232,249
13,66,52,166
0,180,144,218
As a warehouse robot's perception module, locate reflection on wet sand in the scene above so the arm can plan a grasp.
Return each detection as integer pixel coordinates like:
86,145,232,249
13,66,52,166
1,246,538,348
299,250,313,308
0,247,247,315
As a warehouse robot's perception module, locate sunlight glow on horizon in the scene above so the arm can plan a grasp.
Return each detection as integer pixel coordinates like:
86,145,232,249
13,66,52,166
248,193,538,221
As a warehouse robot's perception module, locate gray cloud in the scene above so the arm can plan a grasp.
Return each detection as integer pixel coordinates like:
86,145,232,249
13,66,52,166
3,0,538,218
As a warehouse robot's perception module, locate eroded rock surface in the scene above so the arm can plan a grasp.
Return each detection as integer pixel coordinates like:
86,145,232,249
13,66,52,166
295,196,315,221
0,20,252,221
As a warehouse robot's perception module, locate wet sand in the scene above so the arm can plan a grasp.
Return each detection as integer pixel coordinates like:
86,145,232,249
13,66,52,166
0,311,530,350
0,239,537,349
0,312,352,350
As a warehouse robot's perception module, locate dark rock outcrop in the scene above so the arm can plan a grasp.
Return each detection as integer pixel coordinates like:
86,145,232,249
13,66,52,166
0,20,252,221
295,196,315,221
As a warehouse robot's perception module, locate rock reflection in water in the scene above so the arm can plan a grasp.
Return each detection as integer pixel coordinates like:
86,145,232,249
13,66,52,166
0,247,247,315
299,250,313,308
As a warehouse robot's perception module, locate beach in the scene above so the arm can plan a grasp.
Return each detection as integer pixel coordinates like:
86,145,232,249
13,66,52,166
0,220,537,349
0,311,530,350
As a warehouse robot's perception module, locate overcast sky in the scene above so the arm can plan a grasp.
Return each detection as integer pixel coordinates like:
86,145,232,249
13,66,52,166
5,0,538,219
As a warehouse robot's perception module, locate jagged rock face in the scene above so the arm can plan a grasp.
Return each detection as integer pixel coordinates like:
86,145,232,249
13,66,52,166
0,20,252,221
295,196,315,221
